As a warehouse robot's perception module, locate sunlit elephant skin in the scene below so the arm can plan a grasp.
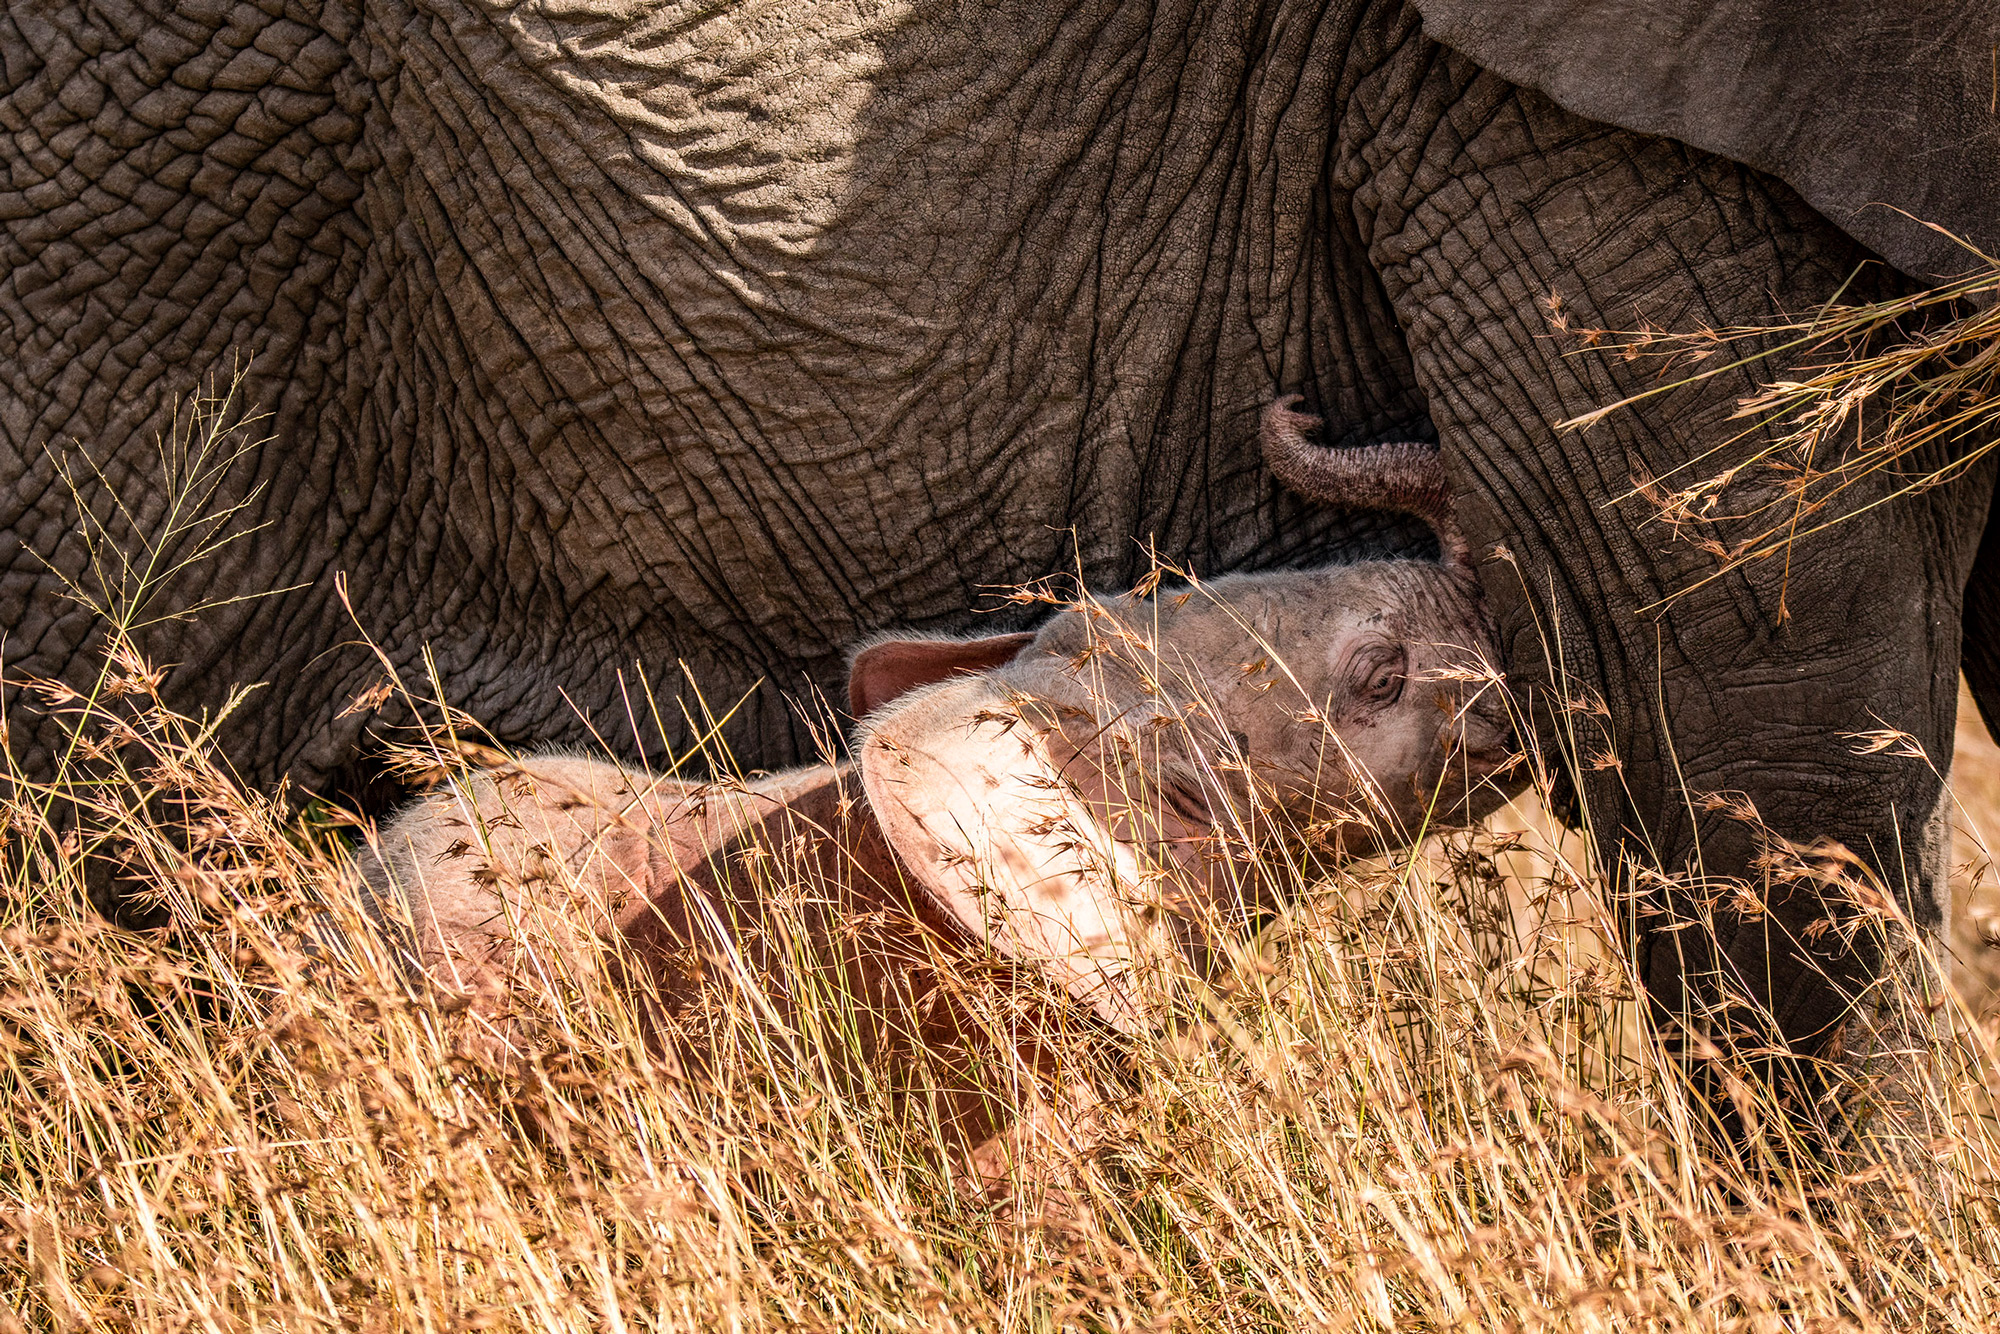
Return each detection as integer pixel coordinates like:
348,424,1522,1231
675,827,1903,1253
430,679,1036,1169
3,0,1996,1058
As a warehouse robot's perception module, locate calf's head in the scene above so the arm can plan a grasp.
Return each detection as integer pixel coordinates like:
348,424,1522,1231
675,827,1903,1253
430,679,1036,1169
847,399,1511,1029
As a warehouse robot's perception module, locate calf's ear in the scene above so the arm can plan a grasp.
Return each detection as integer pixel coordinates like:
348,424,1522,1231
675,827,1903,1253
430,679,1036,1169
847,631,1038,719
856,673,1155,1031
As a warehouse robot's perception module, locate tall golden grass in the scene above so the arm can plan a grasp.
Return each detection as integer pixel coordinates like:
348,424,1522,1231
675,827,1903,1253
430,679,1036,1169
5,613,2000,1330
6,381,2000,1332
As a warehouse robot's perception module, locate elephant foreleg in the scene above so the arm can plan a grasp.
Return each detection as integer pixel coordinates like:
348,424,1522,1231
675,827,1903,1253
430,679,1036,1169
1337,38,1993,1077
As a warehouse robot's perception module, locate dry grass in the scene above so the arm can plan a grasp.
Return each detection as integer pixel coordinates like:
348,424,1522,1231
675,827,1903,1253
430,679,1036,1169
1552,253,1999,619
7,385,2000,1331
5,613,2000,1333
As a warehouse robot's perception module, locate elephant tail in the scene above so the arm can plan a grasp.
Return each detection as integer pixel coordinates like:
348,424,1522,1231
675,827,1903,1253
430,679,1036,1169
1259,396,1471,576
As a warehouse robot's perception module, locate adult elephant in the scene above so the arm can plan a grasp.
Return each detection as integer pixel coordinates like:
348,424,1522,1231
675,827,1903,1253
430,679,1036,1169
3,0,1996,1063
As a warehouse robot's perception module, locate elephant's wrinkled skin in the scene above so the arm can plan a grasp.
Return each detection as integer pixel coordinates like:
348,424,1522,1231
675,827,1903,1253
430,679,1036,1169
4,0,1997,1058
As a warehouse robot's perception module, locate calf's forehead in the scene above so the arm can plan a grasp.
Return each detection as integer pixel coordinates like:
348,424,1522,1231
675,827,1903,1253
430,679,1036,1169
1181,566,1421,646
1022,563,1475,681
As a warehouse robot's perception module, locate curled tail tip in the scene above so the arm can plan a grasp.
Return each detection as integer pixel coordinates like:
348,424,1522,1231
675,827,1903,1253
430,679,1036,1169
1259,391,1471,574
1261,394,1319,433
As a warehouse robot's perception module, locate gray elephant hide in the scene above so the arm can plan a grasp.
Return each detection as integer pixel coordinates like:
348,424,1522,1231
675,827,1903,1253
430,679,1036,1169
1413,0,2000,284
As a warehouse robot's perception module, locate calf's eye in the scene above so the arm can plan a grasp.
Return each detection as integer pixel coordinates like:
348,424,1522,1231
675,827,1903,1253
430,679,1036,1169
1353,645,1407,706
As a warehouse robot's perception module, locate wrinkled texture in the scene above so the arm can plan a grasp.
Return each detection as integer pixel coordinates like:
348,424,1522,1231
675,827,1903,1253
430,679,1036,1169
1410,0,2000,283
0,0,1434,804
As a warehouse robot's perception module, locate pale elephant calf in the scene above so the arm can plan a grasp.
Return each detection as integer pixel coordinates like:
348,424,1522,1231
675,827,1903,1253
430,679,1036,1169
360,402,1513,1170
